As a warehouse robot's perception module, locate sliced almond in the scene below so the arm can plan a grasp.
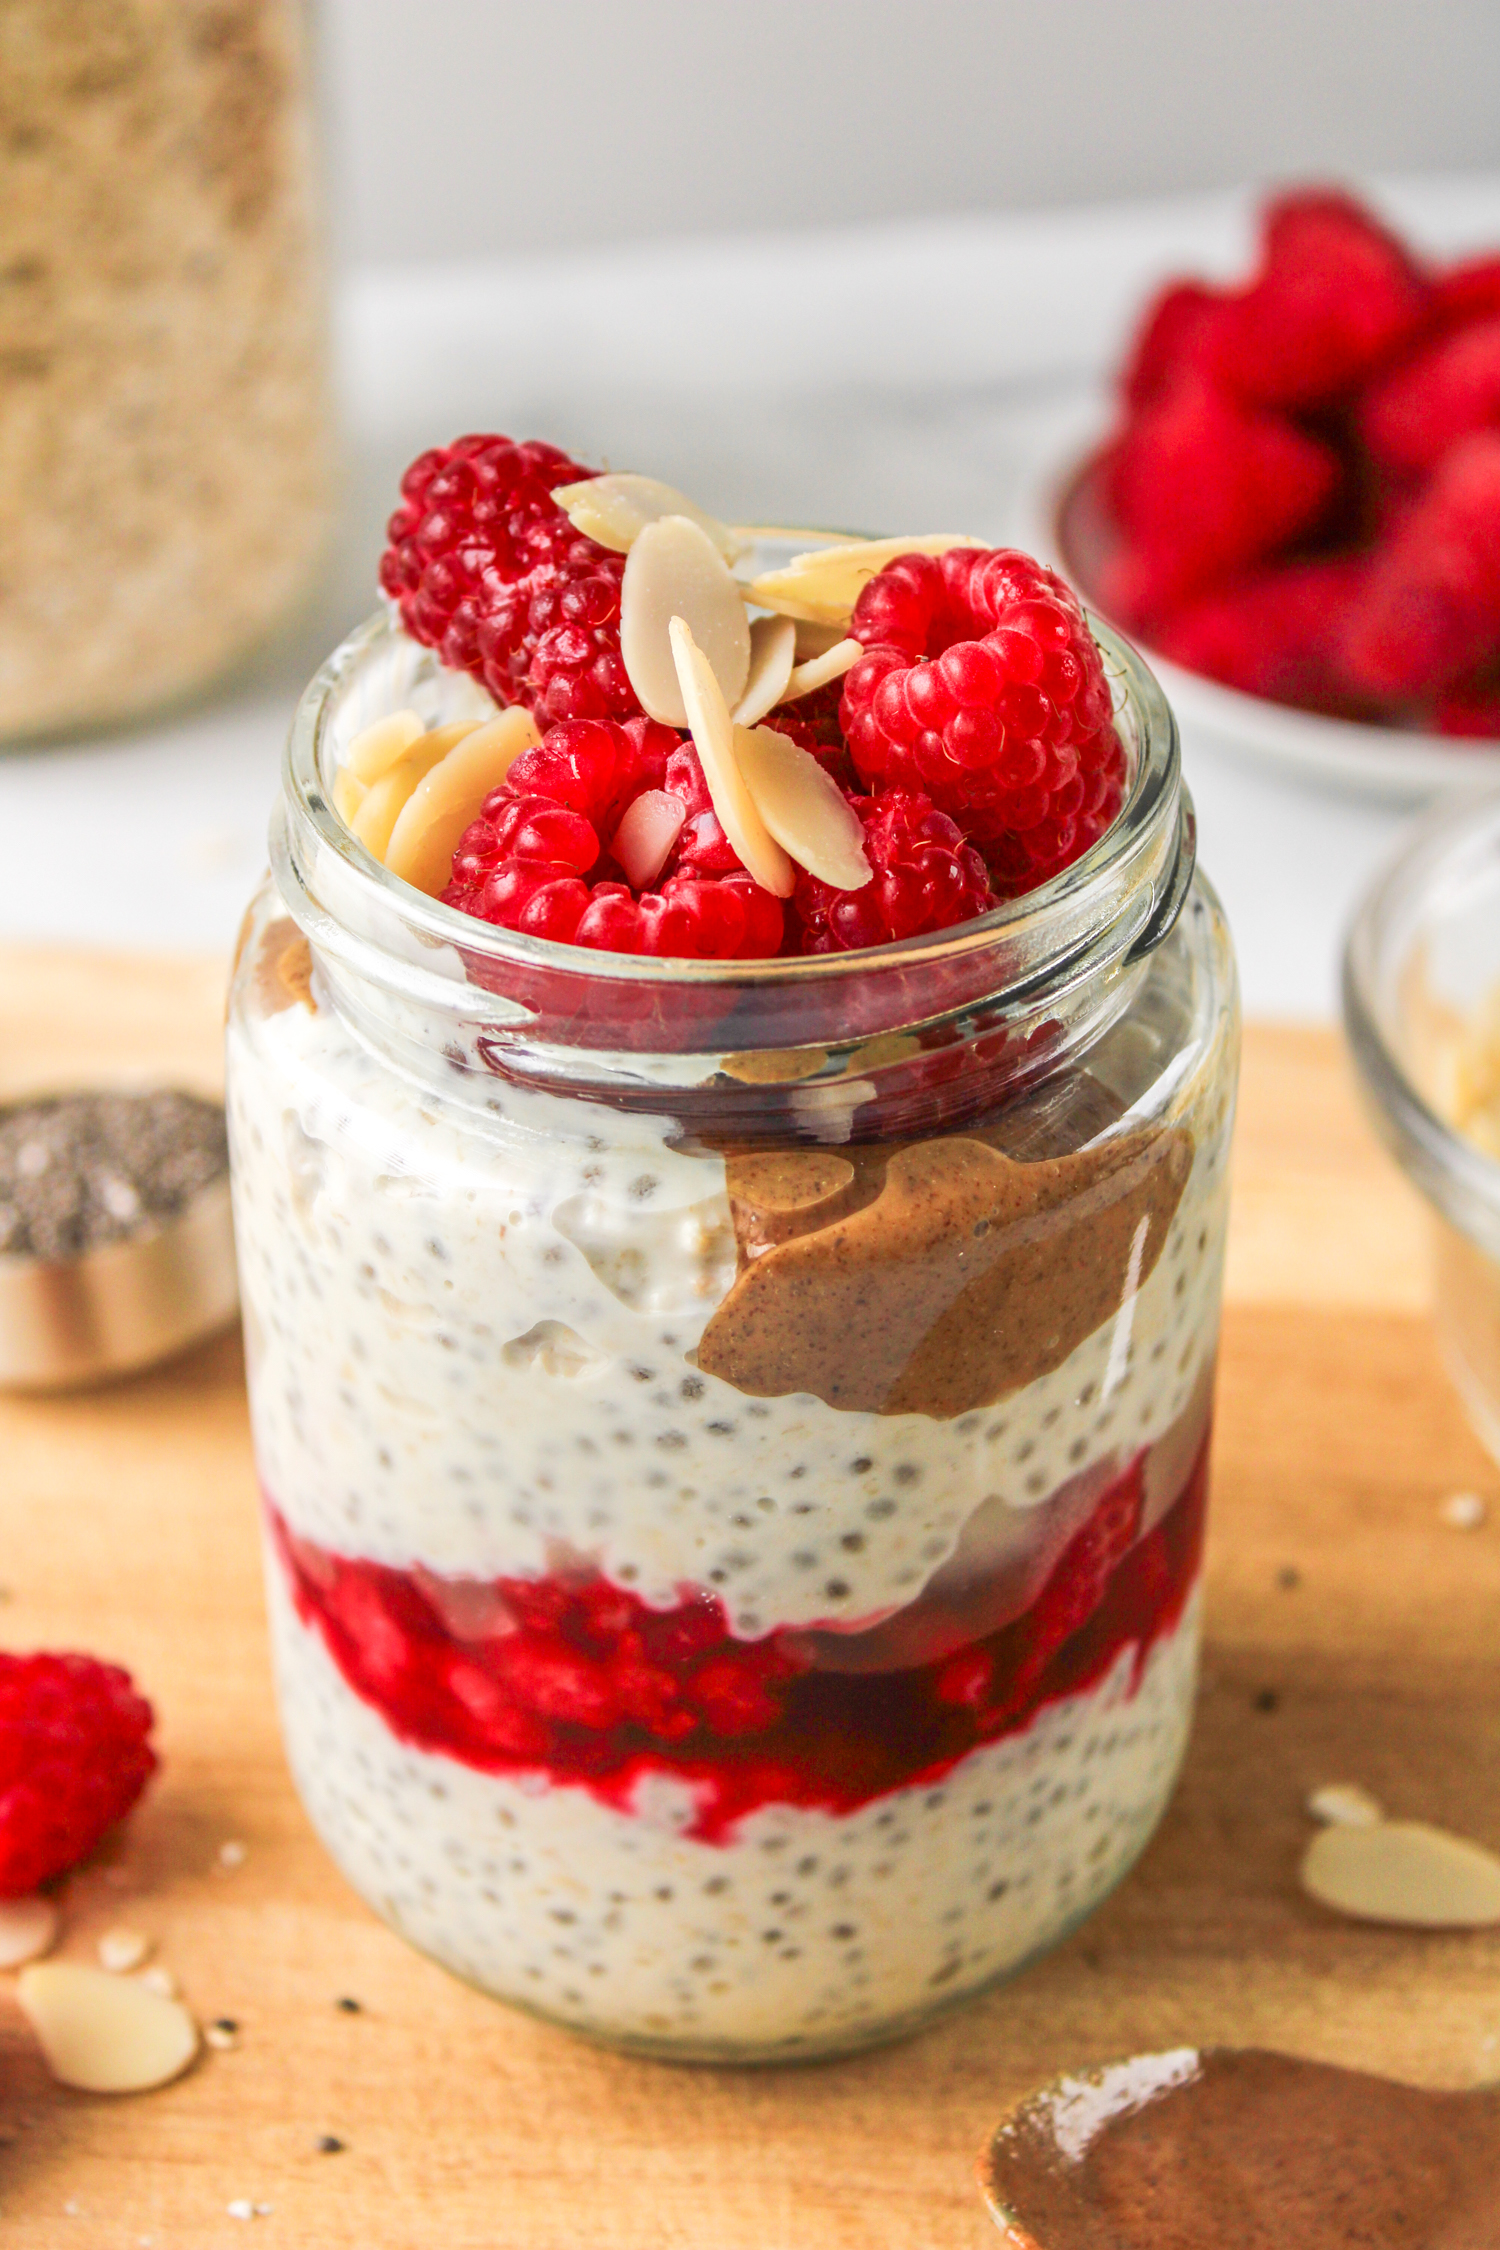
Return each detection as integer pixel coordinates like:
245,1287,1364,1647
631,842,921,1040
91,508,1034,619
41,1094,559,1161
350,723,476,861
1306,1782,1384,1828
780,635,862,704
733,723,871,891
622,518,751,726
331,766,367,826
18,1961,199,2092
744,535,985,627
1301,1818,1500,1926
98,1927,151,1974
611,788,686,891
733,614,797,726
0,1894,58,1970
384,708,541,894
343,709,424,786
793,617,853,661
551,473,743,561
668,618,792,899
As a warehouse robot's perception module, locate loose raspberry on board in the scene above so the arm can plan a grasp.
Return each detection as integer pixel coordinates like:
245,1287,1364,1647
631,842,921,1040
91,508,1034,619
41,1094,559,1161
0,1652,157,1895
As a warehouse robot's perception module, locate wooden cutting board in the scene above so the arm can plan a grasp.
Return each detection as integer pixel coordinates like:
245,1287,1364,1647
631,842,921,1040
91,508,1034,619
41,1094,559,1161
2,946,1497,2250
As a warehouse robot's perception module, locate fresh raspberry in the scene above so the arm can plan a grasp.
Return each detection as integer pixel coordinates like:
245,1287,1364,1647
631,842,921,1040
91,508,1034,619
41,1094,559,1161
1119,278,1223,408
379,434,638,725
985,1460,1145,1726
1340,432,1500,699
1359,315,1500,484
1106,373,1342,616
839,546,1126,891
1207,188,1428,409
793,787,993,952
1436,674,1500,738
0,1652,156,1895
442,717,783,958
1435,255,1500,330
1152,555,1371,716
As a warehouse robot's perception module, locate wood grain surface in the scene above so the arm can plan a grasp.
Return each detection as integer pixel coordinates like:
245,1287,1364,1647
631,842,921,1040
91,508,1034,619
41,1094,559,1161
1,949,1496,2250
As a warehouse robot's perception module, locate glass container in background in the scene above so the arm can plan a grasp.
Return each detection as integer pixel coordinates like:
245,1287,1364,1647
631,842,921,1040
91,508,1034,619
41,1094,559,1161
0,0,334,741
1345,789,1500,1465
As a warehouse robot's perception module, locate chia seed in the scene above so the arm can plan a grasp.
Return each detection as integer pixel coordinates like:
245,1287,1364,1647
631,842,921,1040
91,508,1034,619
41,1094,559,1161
0,1090,227,1262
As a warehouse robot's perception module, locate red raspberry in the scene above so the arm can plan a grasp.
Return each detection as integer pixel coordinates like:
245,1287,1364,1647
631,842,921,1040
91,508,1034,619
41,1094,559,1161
1340,432,1500,699
987,1461,1145,1726
793,787,994,951
1119,278,1224,408
1153,555,1371,717
379,434,638,725
1207,188,1428,409
442,717,784,958
1434,253,1500,330
839,547,1126,891
0,1652,156,1895
1437,672,1500,738
1359,316,1500,484
1107,373,1341,616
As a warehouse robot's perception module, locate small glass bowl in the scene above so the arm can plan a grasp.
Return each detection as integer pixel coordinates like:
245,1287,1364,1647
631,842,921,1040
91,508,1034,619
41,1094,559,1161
1344,787,1500,1461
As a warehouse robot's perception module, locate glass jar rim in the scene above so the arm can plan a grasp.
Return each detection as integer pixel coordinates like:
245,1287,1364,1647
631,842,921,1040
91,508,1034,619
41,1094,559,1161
274,603,1190,1055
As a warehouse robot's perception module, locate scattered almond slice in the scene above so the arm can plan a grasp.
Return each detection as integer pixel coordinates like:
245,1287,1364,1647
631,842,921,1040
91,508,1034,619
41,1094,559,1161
18,1961,199,2092
551,473,744,562
734,723,872,891
779,635,862,704
623,518,752,725
611,788,686,891
733,614,797,726
1306,1781,1384,1828
384,708,541,894
98,1927,151,1973
0,1894,58,1970
668,618,792,898
1441,1490,1487,1529
331,766,367,825
744,535,985,627
350,723,475,861
343,708,424,786
139,1964,179,1998
1301,1818,1500,1926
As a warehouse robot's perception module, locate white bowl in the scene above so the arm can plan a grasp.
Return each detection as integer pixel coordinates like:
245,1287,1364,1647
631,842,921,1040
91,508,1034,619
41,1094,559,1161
1015,402,1500,807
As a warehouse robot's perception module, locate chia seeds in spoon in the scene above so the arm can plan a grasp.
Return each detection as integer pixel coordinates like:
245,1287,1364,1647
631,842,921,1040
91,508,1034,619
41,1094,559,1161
0,1092,227,1263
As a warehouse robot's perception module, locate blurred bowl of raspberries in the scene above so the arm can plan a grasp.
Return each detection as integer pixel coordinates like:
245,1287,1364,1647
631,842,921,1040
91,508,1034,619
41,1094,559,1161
1027,185,1500,800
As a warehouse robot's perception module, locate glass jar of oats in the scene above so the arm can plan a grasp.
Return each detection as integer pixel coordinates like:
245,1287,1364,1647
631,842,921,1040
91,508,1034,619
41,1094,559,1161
227,601,1239,2062
0,0,333,740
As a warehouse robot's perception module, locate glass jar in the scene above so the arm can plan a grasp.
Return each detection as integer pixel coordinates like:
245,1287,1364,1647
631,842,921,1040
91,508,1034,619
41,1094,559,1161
227,601,1238,2062
0,0,333,740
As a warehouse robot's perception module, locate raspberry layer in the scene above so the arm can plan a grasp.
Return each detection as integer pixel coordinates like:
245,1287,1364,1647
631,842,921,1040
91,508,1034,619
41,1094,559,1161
267,1432,1206,1845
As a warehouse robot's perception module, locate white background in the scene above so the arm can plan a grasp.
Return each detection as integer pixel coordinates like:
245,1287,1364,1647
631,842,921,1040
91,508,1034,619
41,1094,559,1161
319,0,1500,263
3,3,1499,1019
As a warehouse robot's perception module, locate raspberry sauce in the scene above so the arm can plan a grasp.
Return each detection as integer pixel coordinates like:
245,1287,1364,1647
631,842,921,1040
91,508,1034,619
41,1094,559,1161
269,1435,1207,1846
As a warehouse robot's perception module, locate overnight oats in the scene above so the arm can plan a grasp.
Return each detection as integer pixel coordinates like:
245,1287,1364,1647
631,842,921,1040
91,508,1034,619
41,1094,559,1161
227,440,1239,2060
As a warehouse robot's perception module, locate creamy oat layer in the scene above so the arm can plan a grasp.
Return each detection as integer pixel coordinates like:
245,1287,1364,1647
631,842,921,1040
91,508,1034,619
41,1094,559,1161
228,899,1229,1637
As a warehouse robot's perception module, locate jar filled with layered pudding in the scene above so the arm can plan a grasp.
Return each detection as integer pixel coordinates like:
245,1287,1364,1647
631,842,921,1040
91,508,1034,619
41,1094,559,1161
227,444,1238,2061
